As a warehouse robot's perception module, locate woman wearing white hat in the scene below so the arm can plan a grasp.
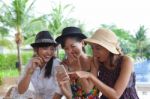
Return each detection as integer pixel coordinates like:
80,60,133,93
70,28,139,99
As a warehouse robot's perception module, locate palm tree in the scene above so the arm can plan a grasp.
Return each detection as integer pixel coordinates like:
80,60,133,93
46,3,84,57
46,3,83,38
0,0,46,73
0,27,14,49
133,26,150,59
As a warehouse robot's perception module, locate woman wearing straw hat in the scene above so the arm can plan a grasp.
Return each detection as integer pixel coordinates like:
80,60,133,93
16,31,62,99
69,28,139,99
55,26,99,99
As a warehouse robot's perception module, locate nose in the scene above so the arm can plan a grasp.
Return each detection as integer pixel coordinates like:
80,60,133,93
92,48,99,57
47,47,55,55
67,48,73,55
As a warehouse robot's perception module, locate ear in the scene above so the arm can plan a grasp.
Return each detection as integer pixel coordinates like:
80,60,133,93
81,40,85,47
33,48,39,57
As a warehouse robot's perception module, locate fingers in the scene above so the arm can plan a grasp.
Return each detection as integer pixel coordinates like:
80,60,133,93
57,72,70,82
67,54,74,63
32,57,44,67
26,57,44,75
68,71,88,79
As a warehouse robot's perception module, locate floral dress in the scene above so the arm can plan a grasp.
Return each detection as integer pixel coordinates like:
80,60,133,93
70,77,99,99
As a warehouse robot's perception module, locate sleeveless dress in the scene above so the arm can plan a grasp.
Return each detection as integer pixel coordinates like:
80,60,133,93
98,56,139,99
70,77,99,99
66,60,99,99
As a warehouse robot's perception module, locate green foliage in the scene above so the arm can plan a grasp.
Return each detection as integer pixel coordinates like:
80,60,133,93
0,0,46,44
100,24,150,59
47,3,83,39
100,24,134,54
0,75,2,85
0,27,9,38
0,69,19,78
57,49,65,60
85,44,93,56
0,39,14,49
132,26,150,59
21,51,33,65
0,52,33,70
0,54,17,70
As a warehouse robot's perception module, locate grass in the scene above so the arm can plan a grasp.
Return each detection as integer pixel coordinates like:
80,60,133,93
0,69,19,78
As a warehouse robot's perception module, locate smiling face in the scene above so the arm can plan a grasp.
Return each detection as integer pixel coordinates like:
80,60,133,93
91,43,110,63
36,46,56,63
63,37,84,58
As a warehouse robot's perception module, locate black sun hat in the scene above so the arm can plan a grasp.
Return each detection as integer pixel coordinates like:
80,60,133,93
55,26,87,44
31,31,57,48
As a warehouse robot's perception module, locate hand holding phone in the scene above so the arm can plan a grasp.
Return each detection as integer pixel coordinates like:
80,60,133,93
56,65,70,79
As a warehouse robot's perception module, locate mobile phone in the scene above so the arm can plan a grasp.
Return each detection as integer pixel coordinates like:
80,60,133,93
55,65,69,78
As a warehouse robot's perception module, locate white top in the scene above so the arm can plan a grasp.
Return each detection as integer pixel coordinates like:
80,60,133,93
19,58,62,99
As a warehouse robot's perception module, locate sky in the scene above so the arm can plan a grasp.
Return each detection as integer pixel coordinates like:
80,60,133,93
3,0,150,37
34,0,150,37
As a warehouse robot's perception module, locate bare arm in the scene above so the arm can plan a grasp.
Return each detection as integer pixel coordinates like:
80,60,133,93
80,58,98,93
89,56,133,99
56,71,72,99
18,73,32,94
18,57,43,94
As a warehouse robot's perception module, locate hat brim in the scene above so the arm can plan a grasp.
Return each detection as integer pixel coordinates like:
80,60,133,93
31,42,58,48
56,33,87,43
84,38,119,54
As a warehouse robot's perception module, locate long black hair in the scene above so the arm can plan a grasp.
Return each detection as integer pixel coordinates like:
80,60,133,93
44,56,55,78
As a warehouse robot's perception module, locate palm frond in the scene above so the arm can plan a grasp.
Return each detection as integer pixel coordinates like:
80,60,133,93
25,0,37,14
0,39,14,49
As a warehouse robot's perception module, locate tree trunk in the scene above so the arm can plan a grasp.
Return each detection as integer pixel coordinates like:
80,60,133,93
17,43,22,74
15,32,22,74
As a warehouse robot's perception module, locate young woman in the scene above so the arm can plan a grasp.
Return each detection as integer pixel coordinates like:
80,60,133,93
55,27,99,99
71,28,139,99
17,31,62,99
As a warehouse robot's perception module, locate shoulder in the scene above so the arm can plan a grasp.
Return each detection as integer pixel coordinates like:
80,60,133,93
53,58,61,66
122,55,133,64
120,55,134,70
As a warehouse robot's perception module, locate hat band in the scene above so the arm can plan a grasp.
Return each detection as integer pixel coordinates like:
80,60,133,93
36,39,55,43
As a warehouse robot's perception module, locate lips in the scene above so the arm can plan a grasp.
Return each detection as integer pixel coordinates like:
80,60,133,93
95,56,102,62
43,56,51,62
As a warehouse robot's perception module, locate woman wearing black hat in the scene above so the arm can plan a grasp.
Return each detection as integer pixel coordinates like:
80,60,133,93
55,27,99,99
17,31,62,99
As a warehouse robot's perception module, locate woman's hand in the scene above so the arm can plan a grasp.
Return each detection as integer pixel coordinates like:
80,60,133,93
26,57,44,76
66,53,81,71
69,71,95,94
56,72,72,99
69,71,92,79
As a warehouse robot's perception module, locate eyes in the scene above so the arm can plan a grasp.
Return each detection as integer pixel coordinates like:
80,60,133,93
64,44,77,51
91,45,102,51
41,46,56,51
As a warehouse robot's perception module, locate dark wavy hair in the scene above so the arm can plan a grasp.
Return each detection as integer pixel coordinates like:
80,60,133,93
44,56,55,78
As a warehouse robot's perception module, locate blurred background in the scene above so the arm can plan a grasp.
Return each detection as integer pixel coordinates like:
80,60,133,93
0,0,150,98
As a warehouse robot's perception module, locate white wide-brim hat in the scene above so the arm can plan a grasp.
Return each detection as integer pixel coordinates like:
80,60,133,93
84,28,120,54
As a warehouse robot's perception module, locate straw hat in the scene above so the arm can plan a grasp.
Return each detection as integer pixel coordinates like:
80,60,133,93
84,28,120,54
